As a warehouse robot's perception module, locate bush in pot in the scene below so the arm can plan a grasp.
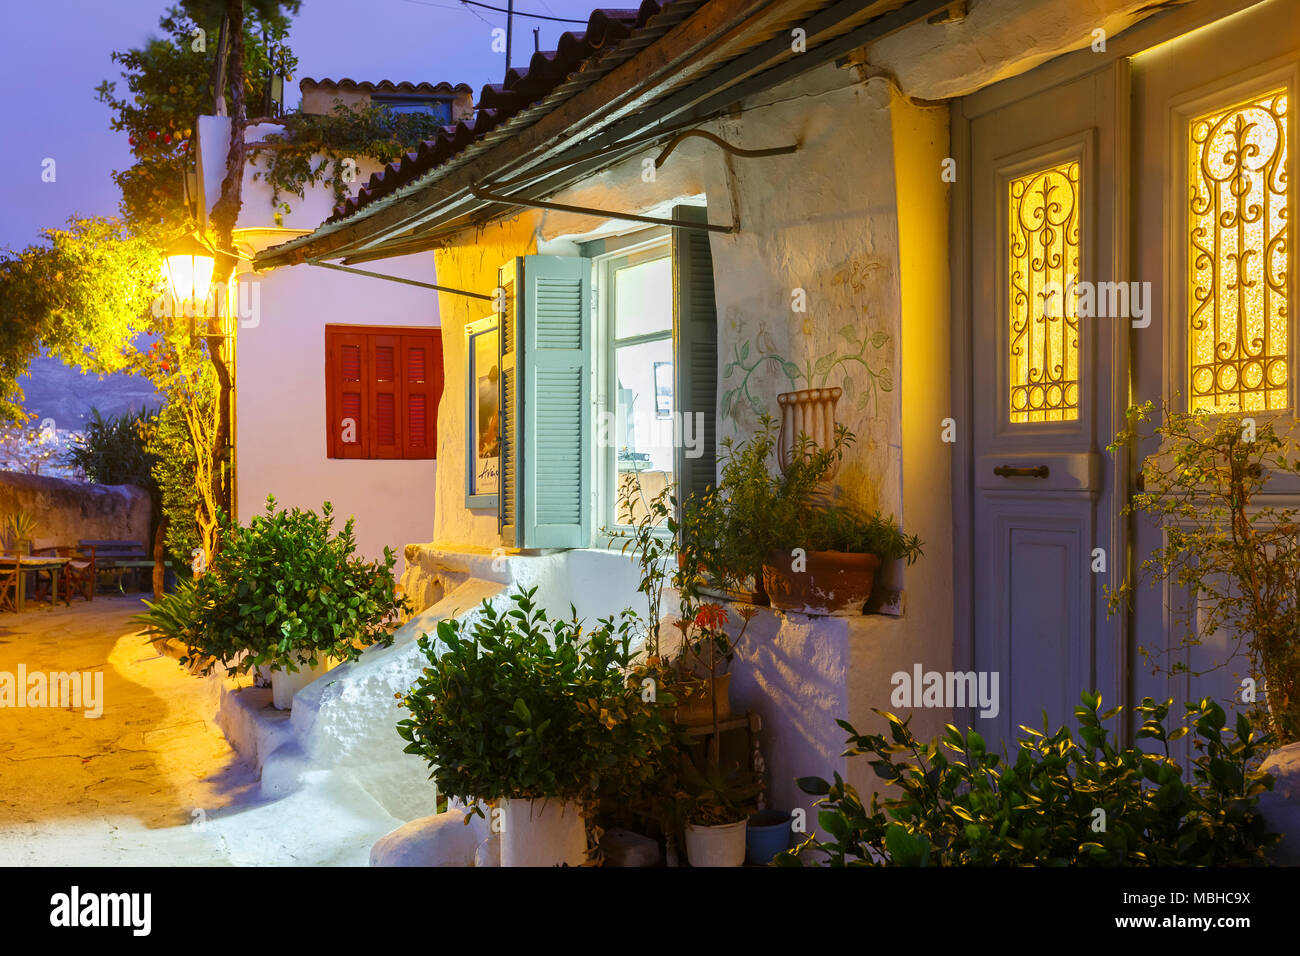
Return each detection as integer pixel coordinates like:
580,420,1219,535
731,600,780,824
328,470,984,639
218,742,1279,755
138,495,406,708
764,503,923,615
396,587,674,866
675,756,764,867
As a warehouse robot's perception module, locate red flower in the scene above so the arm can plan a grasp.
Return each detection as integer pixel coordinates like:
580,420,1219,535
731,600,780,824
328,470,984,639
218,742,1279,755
693,604,728,631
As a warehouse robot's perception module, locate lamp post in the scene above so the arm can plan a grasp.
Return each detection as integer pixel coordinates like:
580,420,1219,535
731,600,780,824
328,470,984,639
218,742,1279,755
163,234,216,318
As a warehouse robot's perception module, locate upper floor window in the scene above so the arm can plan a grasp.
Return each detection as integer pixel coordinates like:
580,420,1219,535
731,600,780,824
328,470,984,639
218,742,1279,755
371,95,454,124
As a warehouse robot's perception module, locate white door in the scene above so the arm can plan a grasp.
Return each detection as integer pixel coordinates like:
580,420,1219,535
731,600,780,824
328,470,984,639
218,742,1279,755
966,66,1126,749
1130,1,1298,765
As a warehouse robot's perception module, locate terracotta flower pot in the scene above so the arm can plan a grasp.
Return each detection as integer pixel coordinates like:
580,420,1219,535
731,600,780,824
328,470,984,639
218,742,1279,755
777,388,843,479
762,548,880,616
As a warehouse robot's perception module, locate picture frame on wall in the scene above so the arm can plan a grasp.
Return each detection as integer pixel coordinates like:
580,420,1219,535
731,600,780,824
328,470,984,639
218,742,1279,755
465,315,500,509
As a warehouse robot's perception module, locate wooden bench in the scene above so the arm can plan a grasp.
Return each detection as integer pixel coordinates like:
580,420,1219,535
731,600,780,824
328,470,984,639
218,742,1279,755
79,540,153,592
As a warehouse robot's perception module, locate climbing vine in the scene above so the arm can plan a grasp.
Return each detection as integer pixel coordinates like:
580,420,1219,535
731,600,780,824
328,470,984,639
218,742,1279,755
252,105,453,223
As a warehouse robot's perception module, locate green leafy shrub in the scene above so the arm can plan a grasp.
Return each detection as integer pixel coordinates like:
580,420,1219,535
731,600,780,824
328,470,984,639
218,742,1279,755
1110,401,1300,743
397,588,674,811
141,388,209,569
138,495,405,674
777,692,1279,867
798,505,923,563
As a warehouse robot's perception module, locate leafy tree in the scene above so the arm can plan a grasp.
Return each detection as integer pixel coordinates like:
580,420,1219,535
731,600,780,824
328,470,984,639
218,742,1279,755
95,3,297,232
0,218,160,422
65,407,159,488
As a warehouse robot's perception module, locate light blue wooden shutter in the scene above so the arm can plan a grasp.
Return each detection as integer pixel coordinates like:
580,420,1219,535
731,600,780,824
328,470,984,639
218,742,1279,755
672,205,719,517
499,255,593,549
498,260,521,544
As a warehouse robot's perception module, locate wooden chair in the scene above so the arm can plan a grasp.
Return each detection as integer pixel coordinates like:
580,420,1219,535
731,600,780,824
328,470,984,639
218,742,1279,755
33,546,96,603
0,564,18,612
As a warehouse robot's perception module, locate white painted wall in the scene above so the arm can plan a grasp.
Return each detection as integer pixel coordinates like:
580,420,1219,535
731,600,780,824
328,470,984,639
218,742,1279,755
197,115,442,573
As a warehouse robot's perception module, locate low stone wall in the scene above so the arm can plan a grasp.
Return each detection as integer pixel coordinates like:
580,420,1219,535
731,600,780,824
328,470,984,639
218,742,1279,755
0,471,151,549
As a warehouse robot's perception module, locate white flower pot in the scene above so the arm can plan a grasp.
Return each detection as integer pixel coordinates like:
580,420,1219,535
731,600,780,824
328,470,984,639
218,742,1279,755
500,798,586,867
684,819,748,867
270,656,330,710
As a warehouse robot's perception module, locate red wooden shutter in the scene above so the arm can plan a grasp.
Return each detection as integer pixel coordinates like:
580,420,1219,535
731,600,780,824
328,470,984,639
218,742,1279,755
326,325,441,460
369,334,401,459
326,329,368,458
401,332,442,459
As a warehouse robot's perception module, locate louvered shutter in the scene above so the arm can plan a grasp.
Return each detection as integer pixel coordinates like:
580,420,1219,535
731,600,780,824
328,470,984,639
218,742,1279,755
401,333,442,458
499,255,593,549
327,328,368,458
672,205,719,517
369,333,401,458
499,261,521,544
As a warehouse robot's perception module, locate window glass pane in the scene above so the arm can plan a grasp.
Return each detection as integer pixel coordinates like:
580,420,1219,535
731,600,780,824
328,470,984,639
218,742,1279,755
614,337,673,524
614,256,672,339
1008,160,1081,423
1189,88,1289,412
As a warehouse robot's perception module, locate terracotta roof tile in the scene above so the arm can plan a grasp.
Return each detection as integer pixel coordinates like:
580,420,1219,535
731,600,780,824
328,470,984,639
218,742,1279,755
326,1,682,223
300,77,474,95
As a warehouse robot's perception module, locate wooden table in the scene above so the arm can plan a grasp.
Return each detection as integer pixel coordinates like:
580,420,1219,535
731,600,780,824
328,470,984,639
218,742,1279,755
0,555,70,612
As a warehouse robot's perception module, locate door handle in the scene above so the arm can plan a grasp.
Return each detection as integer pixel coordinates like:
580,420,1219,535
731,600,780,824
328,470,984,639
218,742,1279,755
993,464,1049,479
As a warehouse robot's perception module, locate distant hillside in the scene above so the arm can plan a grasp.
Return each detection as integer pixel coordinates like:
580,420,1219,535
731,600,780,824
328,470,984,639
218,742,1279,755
18,355,163,428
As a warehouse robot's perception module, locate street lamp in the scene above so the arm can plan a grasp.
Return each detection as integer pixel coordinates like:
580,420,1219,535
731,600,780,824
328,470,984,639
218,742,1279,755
164,234,216,314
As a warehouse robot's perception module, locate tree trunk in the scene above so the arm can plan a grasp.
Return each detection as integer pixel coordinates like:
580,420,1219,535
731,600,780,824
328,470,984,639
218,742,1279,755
152,514,167,600
205,0,247,553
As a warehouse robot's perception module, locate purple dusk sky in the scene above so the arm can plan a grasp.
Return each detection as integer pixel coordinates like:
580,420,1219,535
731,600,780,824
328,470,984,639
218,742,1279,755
0,0,609,251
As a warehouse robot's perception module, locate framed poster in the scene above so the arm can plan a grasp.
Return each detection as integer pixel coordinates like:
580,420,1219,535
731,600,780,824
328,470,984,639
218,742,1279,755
465,315,500,509
653,361,673,419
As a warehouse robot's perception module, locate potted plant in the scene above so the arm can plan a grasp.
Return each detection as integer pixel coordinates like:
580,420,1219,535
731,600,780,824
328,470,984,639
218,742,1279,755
678,757,764,867
137,496,406,709
763,504,923,615
397,588,673,867
746,808,795,864
5,511,37,555
677,416,812,603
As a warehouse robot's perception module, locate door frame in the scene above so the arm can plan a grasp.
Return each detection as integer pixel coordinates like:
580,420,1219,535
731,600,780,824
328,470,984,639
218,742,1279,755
951,0,1282,736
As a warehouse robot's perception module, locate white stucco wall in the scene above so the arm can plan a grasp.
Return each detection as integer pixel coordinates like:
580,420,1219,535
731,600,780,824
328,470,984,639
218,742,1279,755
233,255,440,573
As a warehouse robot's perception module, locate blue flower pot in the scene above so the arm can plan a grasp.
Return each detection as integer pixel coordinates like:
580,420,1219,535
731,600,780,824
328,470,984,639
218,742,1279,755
746,810,793,865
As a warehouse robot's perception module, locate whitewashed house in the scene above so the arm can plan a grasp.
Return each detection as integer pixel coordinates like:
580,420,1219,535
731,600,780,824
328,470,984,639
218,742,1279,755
237,0,1297,832
197,79,474,573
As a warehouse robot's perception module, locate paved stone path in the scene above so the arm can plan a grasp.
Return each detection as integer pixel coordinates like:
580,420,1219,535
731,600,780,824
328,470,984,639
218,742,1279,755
0,595,403,866
0,595,260,864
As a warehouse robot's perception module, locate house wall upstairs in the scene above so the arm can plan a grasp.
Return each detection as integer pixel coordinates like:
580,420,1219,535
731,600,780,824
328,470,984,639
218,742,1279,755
196,114,442,574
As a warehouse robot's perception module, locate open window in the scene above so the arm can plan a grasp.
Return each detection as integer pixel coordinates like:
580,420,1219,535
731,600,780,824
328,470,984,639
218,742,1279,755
498,203,719,549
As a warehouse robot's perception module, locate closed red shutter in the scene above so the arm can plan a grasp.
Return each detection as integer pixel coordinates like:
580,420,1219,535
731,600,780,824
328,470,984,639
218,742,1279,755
368,334,401,459
401,333,442,458
326,330,368,458
326,325,442,460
